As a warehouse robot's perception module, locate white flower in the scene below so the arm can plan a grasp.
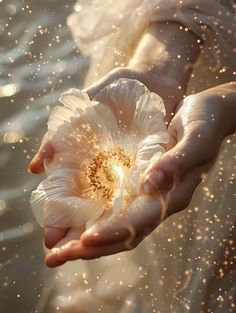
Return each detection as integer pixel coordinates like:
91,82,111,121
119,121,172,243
30,79,168,229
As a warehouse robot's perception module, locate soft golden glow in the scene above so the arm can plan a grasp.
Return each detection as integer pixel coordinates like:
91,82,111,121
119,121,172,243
85,146,131,203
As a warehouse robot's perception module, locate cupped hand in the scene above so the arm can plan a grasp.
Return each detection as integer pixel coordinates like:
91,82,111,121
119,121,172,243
28,66,181,174
44,89,231,267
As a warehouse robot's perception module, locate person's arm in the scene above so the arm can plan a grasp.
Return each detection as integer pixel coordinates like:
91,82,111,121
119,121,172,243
28,21,201,174
86,22,201,122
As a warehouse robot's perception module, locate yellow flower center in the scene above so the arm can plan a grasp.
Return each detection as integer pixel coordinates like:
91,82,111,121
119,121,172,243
85,146,131,204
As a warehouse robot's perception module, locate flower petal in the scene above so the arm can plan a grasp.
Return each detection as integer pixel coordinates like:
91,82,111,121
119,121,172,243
59,88,91,113
44,196,105,228
94,78,146,133
30,170,106,228
59,89,119,140
125,133,167,195
48,88,90,136
94,78,167,136
135,92,166,135
47,88,120,168
136,133,168,163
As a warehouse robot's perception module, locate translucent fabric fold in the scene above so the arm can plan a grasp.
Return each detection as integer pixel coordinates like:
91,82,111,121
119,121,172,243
68,0,236,86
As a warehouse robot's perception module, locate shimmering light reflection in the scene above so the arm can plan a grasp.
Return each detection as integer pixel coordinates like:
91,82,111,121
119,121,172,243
74,3,82,12
22,222,34,233
111,164,125,218
3,131,24,143
0,83,20,97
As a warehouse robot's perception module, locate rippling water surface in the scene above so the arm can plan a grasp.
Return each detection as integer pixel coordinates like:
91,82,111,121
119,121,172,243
0,1,87,312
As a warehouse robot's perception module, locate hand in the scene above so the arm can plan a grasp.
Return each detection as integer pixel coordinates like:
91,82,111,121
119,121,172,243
28,66,181,174
44,85,236,267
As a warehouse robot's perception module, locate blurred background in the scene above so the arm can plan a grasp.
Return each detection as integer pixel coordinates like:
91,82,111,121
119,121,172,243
0,1,87,312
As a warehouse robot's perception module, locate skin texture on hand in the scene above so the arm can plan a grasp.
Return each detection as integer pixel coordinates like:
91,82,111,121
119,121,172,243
44,83,236,267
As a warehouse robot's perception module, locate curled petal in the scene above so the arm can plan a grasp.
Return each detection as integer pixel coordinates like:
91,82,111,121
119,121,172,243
30,171,106,228
47,88,120,168
94,78,146,131
48,88,90,136
135,92,166,135
94,78,166,137
136,133,168,163
59,88,91,113
126,133,167,195
44,196,105,228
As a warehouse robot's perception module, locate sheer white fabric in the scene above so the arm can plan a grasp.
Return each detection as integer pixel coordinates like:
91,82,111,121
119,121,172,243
49,1,236,312
68,0,236,91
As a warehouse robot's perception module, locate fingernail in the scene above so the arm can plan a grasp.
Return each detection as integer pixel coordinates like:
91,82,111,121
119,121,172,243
142,170,165,194
27,165,33,174
27,155,37,173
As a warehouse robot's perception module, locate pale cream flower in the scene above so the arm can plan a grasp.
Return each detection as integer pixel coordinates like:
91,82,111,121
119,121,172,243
30,79,168,229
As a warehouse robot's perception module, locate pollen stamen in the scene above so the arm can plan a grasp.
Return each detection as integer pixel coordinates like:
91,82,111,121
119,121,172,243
85,146,131,202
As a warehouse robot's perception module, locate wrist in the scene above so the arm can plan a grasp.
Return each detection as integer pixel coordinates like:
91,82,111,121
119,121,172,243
199,83,236,139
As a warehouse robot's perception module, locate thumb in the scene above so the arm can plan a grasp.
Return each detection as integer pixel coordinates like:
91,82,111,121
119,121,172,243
141,130,216,193
28,134,54,174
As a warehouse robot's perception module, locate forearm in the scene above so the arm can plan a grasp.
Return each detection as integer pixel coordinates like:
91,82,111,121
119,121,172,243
129,22,201,85
200,82,236,138
127,22,201,118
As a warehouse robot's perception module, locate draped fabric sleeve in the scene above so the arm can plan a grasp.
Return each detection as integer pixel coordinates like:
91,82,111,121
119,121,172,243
67,0,236,86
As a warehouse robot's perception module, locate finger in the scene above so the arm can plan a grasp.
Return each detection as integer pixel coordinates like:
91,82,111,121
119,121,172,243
81,220,132,246
81,195,162,247
52,226,85,248
165,161,212,216
44,226,68,249
141,127,216,193
45,226,85,267
47,235,142,266
83,71,117,100
28,134,55,174
45,251,66,268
